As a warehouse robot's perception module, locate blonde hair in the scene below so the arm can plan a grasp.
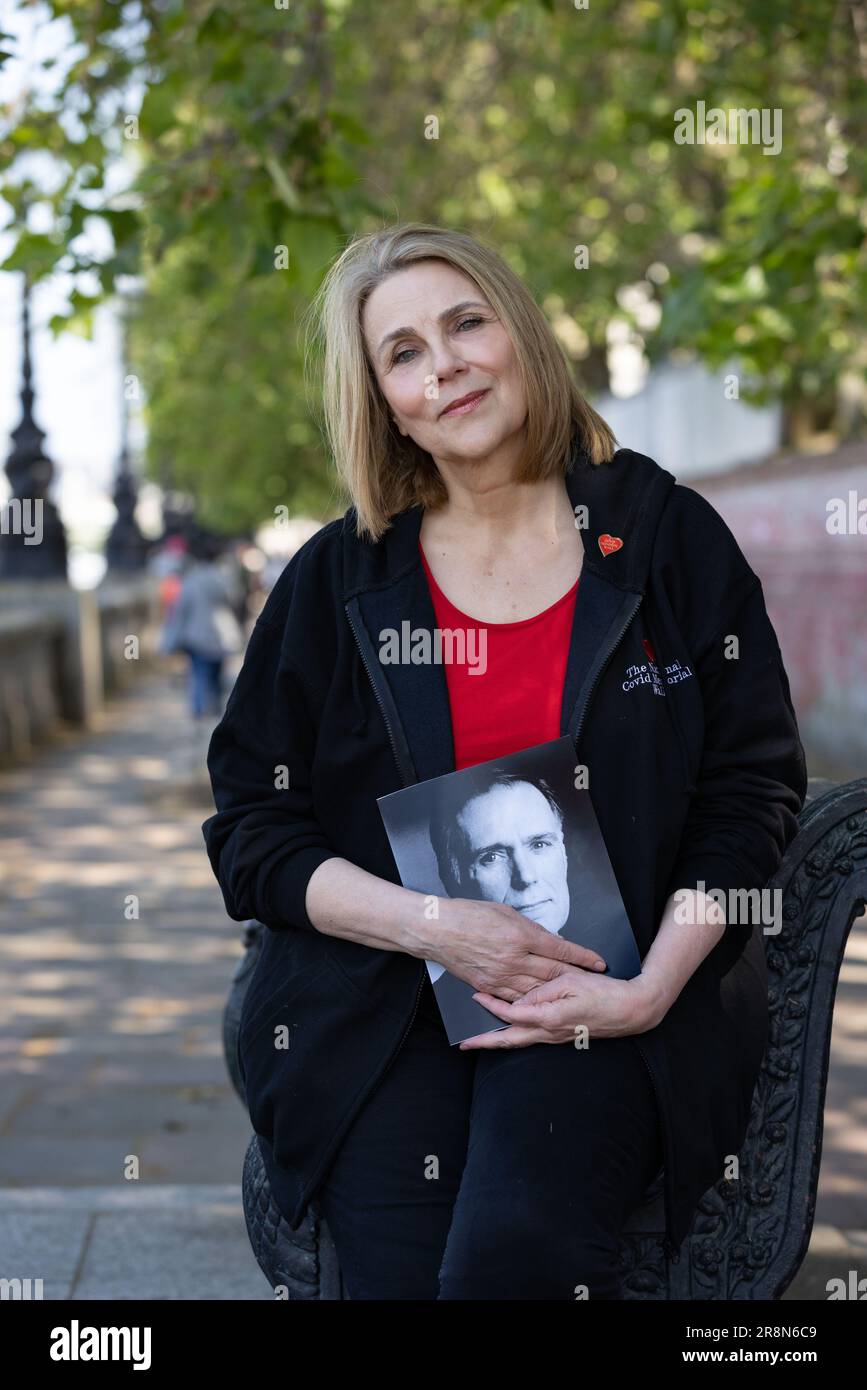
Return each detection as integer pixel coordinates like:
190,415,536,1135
303,222,618,542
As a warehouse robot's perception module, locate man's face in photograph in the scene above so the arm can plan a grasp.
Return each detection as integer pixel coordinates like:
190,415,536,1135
454,782,570,934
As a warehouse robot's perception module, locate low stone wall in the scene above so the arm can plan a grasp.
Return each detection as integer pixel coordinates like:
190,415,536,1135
696,446,867,778
0,576,161,766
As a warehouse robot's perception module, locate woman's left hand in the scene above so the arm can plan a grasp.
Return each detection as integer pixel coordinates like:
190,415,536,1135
458,967,665,1049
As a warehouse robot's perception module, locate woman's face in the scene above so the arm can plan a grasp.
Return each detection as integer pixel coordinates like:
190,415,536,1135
361,259,528,468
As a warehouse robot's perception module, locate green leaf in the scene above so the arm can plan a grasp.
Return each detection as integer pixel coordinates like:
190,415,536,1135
0,233,64,279
264,154,301,211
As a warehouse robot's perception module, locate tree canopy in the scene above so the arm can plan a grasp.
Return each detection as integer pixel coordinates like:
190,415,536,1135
2,0,865,531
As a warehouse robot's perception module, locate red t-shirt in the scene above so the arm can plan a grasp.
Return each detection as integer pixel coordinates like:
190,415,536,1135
418,541,580,770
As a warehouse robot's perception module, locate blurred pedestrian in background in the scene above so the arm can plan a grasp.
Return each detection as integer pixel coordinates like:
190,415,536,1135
160,530,244,722
150,534,188,629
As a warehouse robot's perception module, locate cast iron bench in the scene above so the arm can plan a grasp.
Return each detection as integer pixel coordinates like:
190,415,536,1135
224,776,867,1299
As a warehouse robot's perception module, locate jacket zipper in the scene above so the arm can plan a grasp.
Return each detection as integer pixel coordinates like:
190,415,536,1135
570,591,681,1264
391,963,427,1059
344,602,415,786
571,594,641,748
344,599,429,1038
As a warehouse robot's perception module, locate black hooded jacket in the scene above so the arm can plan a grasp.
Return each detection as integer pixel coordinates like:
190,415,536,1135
202,442,808,1260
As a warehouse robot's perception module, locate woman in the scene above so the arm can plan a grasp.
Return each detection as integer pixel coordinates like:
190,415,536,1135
202,223,807,1300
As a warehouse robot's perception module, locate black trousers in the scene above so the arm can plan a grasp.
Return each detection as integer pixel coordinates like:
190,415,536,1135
316,976,663,1301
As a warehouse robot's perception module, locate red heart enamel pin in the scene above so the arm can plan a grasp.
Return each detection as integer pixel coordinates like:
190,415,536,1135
598,533,623,556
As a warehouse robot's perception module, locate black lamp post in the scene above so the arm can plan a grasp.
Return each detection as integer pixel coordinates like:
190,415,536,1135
104,293,148,572
0,273,68,580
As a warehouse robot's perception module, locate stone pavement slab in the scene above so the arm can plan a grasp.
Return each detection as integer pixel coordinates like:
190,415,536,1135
784,1223,867,1301
0,1185,272,1301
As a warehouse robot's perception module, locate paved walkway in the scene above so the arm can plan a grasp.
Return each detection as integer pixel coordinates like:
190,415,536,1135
0,659,864,1299
0,657,270,1299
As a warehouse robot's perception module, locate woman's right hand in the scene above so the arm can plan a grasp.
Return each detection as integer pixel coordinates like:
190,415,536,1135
428,896,607,1002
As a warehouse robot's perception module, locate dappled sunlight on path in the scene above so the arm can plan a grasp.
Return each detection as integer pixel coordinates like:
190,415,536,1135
0,661,250,1188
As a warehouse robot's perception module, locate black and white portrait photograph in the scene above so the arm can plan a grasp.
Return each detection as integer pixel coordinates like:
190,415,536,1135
378,735,640,1044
